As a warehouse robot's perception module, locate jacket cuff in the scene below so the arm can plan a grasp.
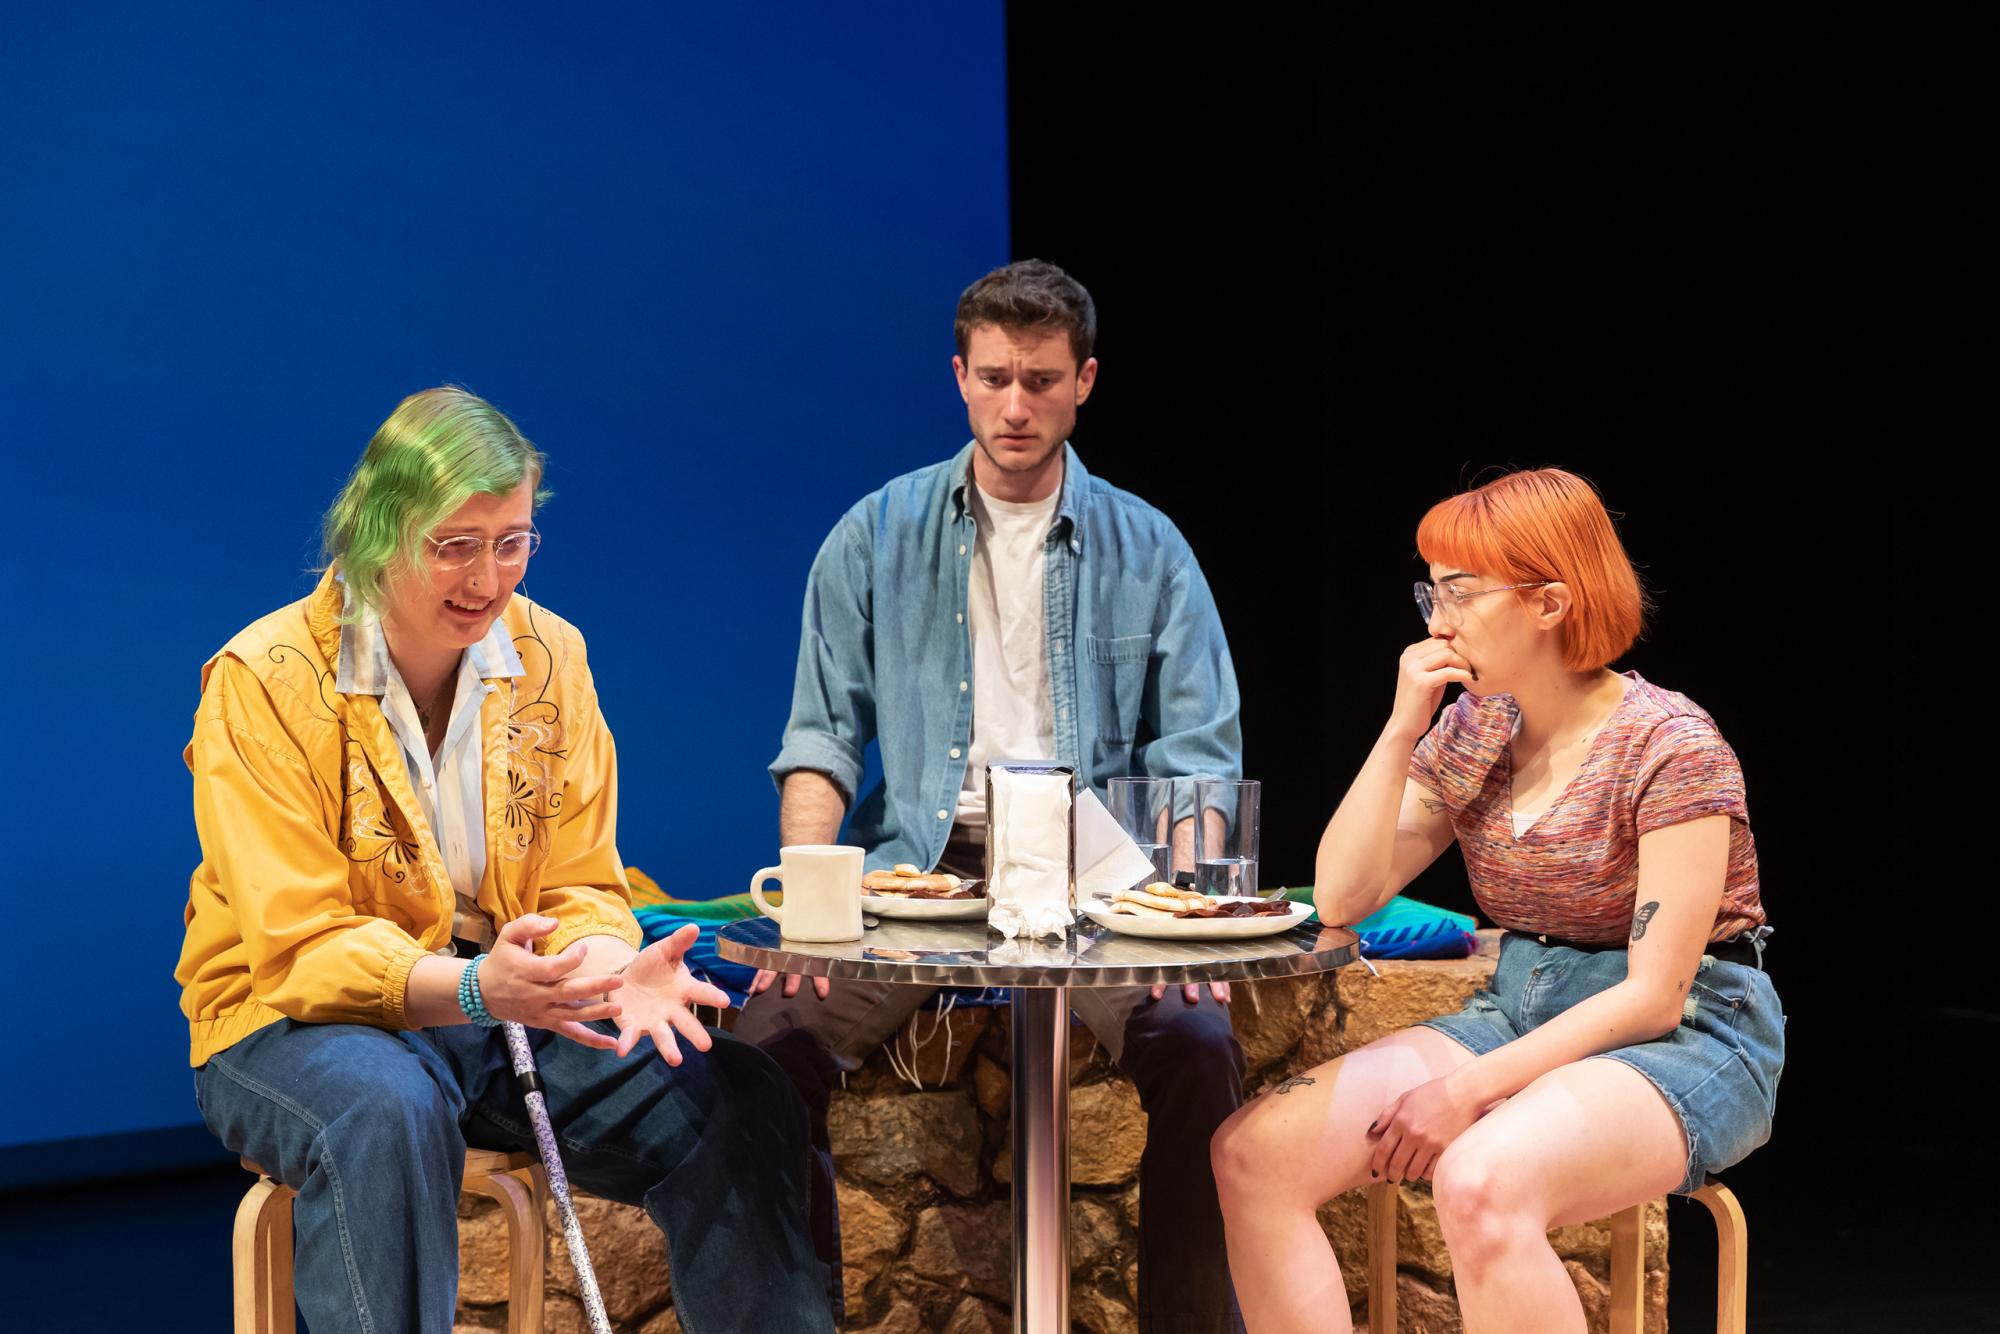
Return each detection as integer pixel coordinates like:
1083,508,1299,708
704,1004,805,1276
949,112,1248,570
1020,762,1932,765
542,911,643,957
379,943,428,1030
769,732,863,802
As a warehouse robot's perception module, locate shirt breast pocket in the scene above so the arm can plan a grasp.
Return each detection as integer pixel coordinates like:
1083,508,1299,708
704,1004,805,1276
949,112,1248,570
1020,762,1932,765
1085,633,1153,745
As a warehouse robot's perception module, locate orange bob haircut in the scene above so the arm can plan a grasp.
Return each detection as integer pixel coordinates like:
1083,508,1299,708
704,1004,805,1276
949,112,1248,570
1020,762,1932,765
1416,468,1649,672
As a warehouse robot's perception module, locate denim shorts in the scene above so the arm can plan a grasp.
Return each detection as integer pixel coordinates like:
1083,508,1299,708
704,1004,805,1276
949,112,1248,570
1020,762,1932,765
1419,933,1786,1194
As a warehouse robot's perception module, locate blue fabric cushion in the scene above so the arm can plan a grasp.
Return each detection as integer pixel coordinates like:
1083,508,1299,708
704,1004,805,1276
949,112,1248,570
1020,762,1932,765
1350,895,1478,959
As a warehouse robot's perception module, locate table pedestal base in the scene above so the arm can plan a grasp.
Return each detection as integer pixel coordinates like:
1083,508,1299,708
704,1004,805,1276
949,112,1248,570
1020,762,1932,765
713,914,1358,1331
1010,985,1069,1333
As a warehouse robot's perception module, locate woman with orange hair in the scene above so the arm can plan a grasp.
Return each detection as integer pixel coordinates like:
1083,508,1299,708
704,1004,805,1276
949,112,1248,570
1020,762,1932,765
1210,468,1781,1333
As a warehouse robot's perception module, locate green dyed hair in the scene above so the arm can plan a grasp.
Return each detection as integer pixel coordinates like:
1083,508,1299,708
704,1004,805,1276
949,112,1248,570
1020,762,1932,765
322,387,550,615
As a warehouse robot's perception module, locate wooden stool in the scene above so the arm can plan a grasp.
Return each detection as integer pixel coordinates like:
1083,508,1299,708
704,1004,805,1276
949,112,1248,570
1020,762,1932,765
1364,1176,1747,1333
233,1147,547,1334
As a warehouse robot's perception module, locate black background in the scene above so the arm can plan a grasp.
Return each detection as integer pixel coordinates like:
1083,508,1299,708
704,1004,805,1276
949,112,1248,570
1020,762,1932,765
1009,4,1978,1328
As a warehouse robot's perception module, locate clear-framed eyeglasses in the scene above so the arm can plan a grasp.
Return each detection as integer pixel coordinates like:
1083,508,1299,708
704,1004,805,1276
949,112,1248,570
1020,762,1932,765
1413,579,1550,627
425,528,541,571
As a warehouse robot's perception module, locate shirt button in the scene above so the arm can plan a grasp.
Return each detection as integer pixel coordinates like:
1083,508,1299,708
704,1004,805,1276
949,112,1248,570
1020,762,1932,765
950,747,961,759
937,809,949,820
959,544,967,557
1060,709,1069,721
956,612,964,624
960,680,968,692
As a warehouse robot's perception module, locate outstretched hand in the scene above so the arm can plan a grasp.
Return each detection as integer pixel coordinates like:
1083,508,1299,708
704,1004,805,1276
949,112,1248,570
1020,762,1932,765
477,914,628,1050
612,924,733,1065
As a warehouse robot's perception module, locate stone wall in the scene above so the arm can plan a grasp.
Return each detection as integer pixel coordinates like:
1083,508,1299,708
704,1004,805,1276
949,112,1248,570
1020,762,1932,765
456,932,1667,1332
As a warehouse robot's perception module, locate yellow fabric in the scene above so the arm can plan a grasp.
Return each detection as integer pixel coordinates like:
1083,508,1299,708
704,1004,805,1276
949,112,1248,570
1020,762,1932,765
176,570,641,1066
625,865,671,909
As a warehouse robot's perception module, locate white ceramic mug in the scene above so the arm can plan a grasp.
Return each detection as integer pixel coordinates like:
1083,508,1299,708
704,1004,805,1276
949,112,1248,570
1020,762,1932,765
748,844,865,942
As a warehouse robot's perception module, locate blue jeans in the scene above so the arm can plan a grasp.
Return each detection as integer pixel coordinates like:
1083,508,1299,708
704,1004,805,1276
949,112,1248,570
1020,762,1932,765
195,1018,834,1334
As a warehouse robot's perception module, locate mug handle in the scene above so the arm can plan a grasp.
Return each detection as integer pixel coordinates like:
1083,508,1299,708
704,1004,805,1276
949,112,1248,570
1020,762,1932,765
749,867,785,923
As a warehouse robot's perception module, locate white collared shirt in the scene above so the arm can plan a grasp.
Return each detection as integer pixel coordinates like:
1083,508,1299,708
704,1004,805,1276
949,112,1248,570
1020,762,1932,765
336,600,524,953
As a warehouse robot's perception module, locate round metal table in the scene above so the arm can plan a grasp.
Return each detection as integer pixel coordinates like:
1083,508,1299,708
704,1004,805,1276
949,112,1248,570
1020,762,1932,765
719,913,1359,1334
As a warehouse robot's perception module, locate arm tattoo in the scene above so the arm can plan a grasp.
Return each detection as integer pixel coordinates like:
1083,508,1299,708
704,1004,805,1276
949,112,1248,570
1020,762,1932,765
1630,901,1660,941
1274,1075,1317,1095
1419,797,1447,814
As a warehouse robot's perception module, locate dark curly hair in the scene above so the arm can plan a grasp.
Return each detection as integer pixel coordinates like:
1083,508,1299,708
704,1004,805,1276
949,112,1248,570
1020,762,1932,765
953,259,1097,368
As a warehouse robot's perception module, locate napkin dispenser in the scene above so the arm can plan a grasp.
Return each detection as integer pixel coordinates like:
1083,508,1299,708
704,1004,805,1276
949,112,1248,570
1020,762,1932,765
984,760,1076,938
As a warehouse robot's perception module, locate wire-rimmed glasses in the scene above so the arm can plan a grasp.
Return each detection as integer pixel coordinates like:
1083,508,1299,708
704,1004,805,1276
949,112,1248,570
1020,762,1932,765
426,528,541,570
1412,579,1550,627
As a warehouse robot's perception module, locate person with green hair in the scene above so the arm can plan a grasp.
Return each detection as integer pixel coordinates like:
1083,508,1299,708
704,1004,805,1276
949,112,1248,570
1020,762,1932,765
175,386,834,1331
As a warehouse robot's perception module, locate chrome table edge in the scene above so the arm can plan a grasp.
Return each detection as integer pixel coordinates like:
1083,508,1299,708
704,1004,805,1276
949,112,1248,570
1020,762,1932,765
715,916,1359,987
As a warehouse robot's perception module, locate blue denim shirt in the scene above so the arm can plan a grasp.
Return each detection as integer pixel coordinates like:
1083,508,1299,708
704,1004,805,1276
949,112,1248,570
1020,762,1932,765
770,442,1242,872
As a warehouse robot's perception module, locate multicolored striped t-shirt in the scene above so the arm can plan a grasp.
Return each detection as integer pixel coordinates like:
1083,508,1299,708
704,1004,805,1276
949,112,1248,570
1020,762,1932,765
1408,672,1766,945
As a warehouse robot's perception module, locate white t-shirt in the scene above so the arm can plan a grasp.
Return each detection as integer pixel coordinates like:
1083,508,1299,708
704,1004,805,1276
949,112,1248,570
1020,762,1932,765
954,479,1062,830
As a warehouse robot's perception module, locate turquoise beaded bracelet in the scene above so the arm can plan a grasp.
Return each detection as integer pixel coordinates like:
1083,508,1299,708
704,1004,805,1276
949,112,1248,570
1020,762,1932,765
458,953,501,1028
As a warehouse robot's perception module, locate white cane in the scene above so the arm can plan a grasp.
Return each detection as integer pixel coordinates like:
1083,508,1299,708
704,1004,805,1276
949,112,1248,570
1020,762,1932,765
502,1020,614,1334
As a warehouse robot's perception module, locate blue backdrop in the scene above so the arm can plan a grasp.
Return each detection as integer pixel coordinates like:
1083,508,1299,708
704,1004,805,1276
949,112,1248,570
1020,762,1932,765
0,1,1007,1155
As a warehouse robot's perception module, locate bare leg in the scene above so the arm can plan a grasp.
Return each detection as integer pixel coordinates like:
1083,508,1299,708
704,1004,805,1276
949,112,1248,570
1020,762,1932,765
1431,1058,1685,1334
1209,1027,1474,1333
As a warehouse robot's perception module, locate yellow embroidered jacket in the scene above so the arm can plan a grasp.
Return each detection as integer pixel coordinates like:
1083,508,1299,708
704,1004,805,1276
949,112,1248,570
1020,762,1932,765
176,571,641,1066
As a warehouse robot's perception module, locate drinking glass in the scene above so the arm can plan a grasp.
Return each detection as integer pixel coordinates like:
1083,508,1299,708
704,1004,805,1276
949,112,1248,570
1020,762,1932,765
1106,776,1176,888
1192,778,1272,898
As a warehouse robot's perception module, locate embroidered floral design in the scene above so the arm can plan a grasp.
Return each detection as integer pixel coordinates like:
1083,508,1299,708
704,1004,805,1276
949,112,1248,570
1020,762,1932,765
498,610,568,862
266,643,338,718
339,740,419,881
499,739,562,858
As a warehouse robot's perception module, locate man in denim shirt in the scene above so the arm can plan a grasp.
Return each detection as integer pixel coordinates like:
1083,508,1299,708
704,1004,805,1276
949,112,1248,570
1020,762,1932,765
736,260,1247,1332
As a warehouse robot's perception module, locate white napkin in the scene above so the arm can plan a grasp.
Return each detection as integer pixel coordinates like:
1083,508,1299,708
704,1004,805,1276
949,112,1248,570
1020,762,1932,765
1073,788,1161,903
987,900,1074,940
988,769,1073,939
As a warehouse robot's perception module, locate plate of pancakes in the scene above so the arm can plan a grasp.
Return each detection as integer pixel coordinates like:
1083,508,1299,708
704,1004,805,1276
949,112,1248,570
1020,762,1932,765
1081,882,1314,939
861,864,990,921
